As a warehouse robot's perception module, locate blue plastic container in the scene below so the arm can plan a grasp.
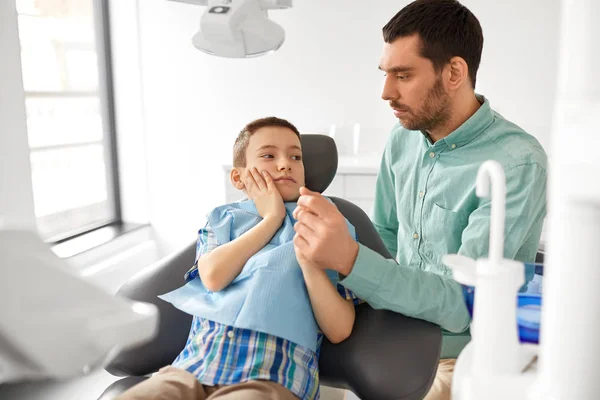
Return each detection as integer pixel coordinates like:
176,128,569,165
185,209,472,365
461,262,543,344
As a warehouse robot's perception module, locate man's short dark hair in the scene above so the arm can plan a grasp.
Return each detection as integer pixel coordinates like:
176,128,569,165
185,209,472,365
233,117,301,167
383,0,484,88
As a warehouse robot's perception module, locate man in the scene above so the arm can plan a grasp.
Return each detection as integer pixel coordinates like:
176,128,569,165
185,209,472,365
292,1,547,399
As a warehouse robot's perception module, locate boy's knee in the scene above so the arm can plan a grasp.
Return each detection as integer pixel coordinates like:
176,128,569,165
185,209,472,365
116,366,205,400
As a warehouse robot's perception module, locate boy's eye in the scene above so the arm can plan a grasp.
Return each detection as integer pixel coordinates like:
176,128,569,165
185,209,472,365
291,155,302,161
260,154,274,159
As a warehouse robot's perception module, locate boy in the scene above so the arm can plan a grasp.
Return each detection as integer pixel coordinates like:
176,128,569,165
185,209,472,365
117,117,360,400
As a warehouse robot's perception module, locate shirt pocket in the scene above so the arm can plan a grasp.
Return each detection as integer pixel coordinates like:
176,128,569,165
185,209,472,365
423,203,470,267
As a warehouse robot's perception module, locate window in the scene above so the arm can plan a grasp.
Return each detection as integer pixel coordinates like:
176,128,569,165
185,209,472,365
15,0,120,242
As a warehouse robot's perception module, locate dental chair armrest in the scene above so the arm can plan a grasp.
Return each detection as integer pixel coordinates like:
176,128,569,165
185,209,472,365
105,243,196,377
319,303,442,400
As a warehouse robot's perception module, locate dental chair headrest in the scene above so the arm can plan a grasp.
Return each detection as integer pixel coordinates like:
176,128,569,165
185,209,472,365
301,134,337,193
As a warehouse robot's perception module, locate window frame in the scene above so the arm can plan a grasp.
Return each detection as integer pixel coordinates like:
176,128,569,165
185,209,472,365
20,0,122,243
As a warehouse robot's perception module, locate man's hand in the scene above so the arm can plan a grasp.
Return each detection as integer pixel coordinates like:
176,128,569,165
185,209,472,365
243,168,286,224
293,187,359,276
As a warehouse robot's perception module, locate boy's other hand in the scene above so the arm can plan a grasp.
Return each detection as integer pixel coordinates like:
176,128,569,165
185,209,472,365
293,228,318,271
244,168,286,224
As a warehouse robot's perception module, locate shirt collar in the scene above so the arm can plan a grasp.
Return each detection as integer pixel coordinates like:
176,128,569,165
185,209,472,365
422,94,494,149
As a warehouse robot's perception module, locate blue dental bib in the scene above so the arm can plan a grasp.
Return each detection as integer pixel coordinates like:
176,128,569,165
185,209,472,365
159,200,355,352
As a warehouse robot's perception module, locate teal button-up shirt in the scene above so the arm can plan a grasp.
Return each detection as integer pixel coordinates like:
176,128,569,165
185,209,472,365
341,96,547,358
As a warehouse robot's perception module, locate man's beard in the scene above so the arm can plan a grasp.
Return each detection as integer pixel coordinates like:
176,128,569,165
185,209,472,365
393,77,451,132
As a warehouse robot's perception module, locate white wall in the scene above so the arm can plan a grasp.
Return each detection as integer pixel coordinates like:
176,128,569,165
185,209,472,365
108,0,152,226
468,0,560,151
126,0,560,253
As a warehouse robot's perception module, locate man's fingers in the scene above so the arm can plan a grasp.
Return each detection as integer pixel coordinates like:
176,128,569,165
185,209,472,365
297,189,335,217
292,205,316,220
294,221,317,239
293,233,310,252
294,210,322,235
299,186,317,196
292,205,302,219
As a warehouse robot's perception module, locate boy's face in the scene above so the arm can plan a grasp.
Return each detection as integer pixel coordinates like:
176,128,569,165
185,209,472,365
235,126,305,202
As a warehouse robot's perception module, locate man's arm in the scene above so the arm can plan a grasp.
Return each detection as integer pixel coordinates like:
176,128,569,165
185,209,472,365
295,162,547,333
341,162,547,332
341,246,470,332
294,189,469,332
371,142,399,258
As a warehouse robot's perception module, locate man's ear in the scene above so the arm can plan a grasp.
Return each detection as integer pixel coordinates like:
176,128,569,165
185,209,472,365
230,168,246,191
446,56,470,92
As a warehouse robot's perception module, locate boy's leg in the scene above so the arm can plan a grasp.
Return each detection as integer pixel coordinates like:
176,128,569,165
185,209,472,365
208,380,298,400
423,358,456,400
115,366,217,400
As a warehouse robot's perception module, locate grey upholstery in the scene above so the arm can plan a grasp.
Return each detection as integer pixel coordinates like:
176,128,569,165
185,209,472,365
100,134,442,400
301,134,338,194
104,243,196,377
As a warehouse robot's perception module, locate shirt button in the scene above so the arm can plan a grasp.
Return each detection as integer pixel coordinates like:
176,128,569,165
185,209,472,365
227,330,234,339
429,152,435,158
419,191,424,198
451,144,457,149
413,233,419,239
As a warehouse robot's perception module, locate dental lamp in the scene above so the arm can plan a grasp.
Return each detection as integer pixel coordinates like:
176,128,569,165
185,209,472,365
168,0,292,58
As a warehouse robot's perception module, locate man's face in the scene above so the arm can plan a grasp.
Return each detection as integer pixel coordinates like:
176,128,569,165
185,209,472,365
241,126,305,202
379,34,451,132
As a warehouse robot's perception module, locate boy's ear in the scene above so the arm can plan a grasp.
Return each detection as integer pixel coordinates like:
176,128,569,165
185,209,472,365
230,168,246,190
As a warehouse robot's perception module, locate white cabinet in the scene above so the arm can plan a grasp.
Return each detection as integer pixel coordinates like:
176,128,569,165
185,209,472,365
322,175,345,197
324,174,377,215
344,175,377,199
222,156,380,215
323,156,380,215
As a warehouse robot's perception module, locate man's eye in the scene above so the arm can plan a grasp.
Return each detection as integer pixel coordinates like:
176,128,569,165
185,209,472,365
260,154,274,159
397,75,408,80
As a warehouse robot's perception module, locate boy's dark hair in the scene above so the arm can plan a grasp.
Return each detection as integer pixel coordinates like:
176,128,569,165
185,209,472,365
233,117,301,167
383,0,483,88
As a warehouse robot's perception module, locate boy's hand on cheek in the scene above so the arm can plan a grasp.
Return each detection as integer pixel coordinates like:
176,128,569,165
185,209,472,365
244,168,286,224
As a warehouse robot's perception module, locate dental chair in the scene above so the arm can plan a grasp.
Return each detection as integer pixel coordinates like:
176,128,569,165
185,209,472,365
98,134,442,400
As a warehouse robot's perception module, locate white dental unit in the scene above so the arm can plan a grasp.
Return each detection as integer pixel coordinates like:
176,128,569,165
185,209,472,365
0,0,598,399
445,0,600,399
